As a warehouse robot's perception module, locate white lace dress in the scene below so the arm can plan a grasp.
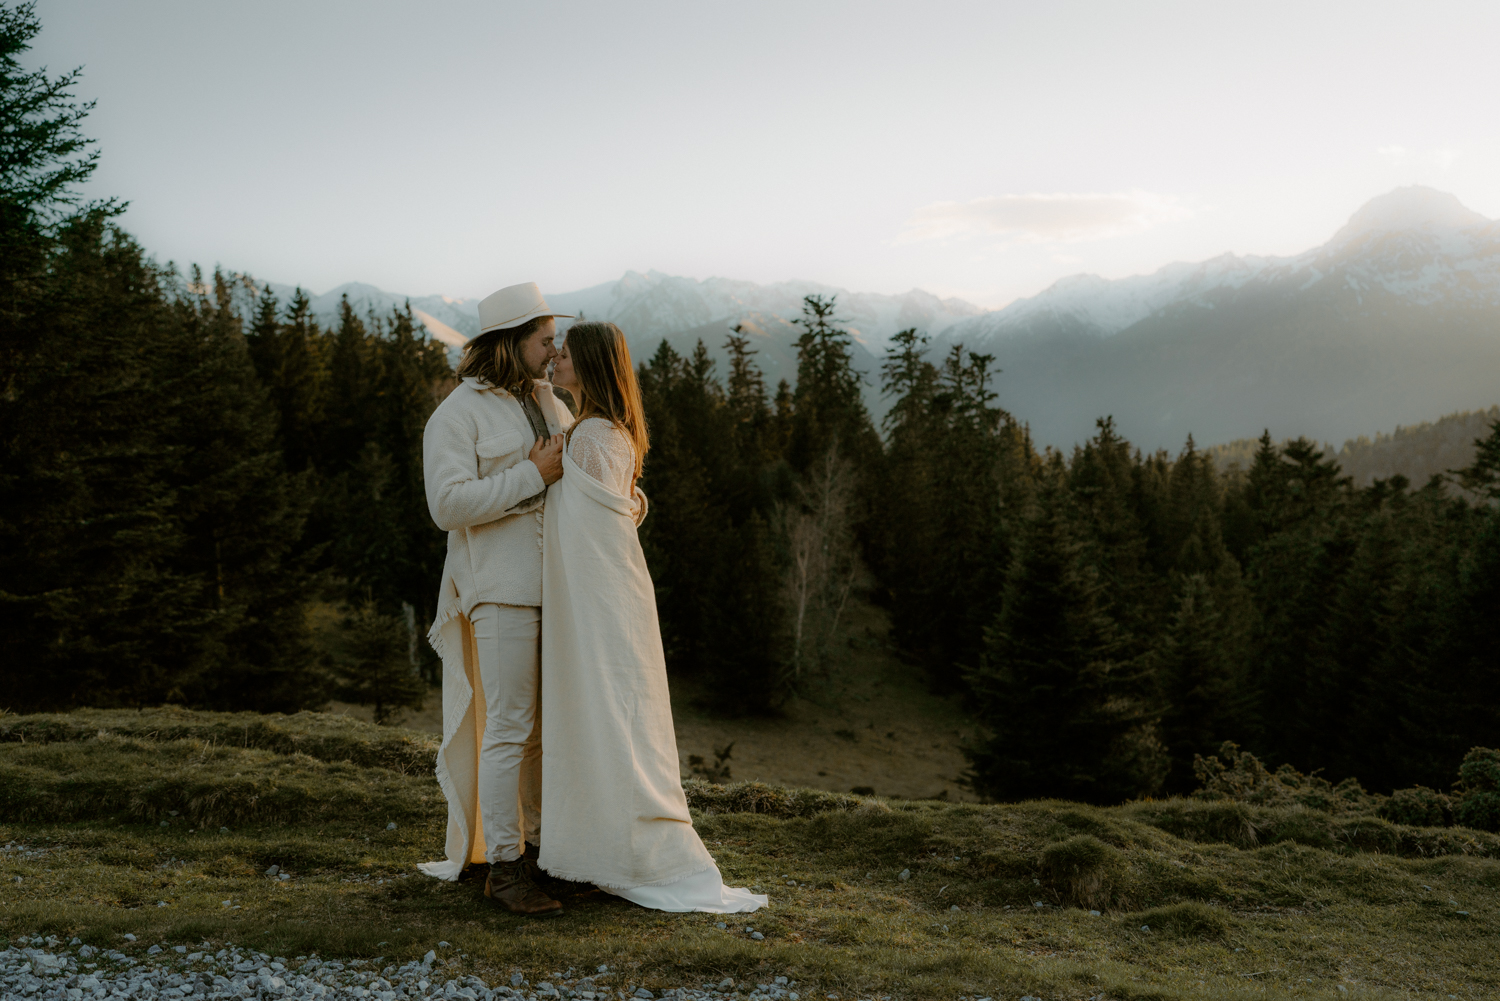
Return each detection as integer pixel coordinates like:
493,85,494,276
546,420,768,912
566,417,645,512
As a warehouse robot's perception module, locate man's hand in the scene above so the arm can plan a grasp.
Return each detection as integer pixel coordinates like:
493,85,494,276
530,433,566,485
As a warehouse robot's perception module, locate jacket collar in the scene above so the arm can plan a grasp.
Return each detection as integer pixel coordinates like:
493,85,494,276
462,376,558,400
461,376,505,396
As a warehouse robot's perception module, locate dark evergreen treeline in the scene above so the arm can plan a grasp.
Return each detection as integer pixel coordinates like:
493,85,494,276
639,312,1500,803
0,4,442,714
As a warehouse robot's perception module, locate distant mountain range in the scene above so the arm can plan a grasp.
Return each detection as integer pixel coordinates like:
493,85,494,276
264,275,984,429
930,186,1500,450
268,273,981,354
270,185,1500,452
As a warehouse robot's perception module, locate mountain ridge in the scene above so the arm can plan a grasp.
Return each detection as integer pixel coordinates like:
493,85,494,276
924,185,1500,449
265,185,1500,451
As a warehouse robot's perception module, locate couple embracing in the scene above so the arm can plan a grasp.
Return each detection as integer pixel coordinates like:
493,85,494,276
416,282,766,918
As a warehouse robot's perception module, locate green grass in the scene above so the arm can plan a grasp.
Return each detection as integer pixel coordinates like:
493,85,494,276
2,710,1497,1000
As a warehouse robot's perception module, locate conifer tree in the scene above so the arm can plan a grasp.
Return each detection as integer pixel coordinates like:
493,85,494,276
637,344,732,667
1240,437,1355,769
707,512,788,713
1435,420,1500,775
367,305,450,616
330,602,427,724
720,328,779,521
0,19,204,708
787,295,879,476
876,330,1035,690
637,338,789,711
1302,477,1464,787
165,269,324,711
1,217,203,709
246,287,326,474
1068,417,1153,648
1455,417,1500,500
875,328,941,651
725,328,772,461
321,294,374,473
1152,573,1249,793
770,378,795,451
964,475,1167,803
726,326,768,430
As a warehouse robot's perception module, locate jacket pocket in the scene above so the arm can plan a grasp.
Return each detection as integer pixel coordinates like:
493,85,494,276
476,428,524,460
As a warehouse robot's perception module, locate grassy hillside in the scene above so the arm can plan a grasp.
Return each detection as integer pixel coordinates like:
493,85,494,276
1206,405,1500,489
2,709,1496,1000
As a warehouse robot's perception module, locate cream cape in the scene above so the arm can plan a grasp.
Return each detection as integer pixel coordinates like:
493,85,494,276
416,381,572,882
536,450,716,889
416,612,491,880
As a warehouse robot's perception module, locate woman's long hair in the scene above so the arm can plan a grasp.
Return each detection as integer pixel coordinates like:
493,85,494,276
563,322,649,484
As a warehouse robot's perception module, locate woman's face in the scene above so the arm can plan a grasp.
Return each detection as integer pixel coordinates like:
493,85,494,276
551,336,581,394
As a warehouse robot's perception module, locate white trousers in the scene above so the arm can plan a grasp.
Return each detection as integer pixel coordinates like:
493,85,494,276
470,602,542,864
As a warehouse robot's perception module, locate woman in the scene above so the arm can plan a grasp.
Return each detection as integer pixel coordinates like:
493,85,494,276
539,321,765,913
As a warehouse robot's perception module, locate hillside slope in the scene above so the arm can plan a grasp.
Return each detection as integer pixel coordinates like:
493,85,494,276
1205,405,1500,489
3,709,1498,1000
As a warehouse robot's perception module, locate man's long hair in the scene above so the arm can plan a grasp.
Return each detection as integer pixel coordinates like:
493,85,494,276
455,316,548,393
563,322,649,485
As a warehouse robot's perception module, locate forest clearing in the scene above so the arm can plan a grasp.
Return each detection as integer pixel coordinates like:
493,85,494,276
325,602,979,804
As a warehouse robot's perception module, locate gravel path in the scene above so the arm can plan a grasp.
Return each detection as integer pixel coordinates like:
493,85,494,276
0,937,841,1001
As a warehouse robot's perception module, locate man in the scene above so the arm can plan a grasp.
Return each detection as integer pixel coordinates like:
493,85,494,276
417,281,574,916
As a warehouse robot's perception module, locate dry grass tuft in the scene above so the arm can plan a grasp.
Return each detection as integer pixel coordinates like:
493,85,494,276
1039,834,1129,910
682,779,887,818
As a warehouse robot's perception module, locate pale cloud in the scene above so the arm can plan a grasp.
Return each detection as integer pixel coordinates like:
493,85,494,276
898,191,1187,244
1378,145,1460,170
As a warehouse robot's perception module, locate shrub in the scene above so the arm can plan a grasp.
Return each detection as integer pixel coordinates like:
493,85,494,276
1039,834,1129,910
1380,786,1453,828
1192,741,1384,814
1455,747,1500,833
326,603,428,725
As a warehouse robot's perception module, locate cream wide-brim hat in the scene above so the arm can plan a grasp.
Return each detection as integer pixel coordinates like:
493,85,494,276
477,281,574,335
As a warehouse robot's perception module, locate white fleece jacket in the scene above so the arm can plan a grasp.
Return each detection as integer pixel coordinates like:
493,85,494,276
423,376,574,654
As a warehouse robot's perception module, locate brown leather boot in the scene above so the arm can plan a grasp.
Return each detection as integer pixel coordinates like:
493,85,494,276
524,842,596,896
484,859,562,917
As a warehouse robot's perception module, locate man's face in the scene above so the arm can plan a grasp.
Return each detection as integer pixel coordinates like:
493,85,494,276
517,317,558,380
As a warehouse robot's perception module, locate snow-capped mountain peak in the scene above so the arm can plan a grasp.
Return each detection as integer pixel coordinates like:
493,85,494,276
262,271,984,356
1329,185,1488,244
266,187,1496,379
935,187,1498,349
544,273,982,349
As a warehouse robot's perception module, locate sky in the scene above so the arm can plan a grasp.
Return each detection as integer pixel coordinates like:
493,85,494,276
27,0,1500,308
